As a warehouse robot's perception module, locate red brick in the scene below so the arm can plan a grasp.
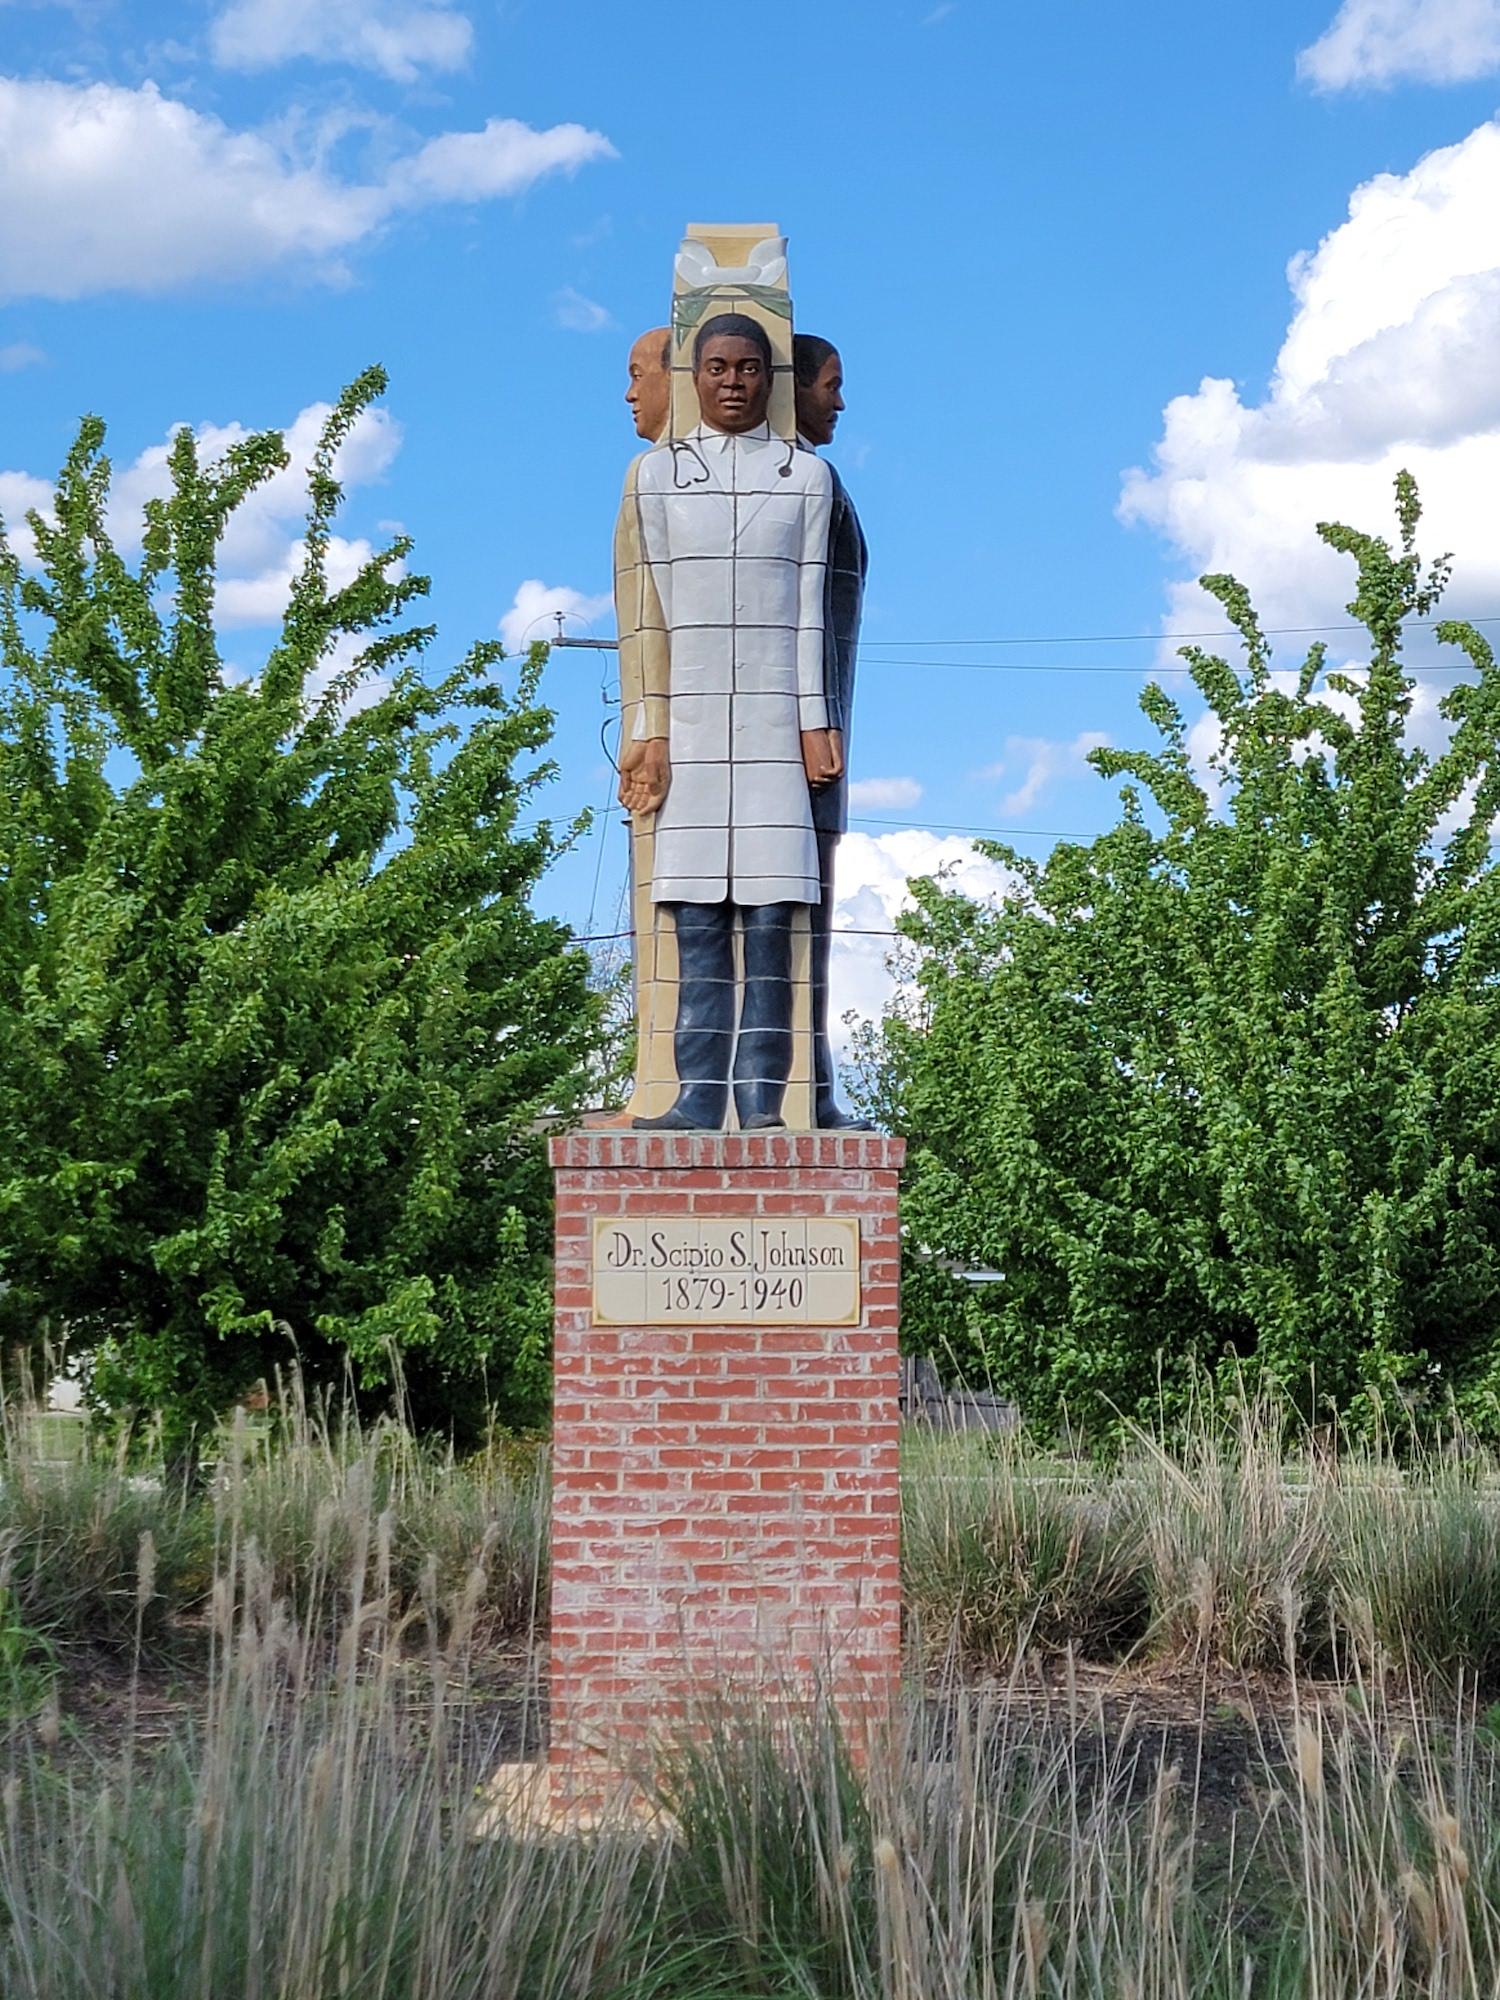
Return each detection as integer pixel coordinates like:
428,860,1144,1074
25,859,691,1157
656,1399,722,1424
553,1469,622,1494
756,1469,837,1493
683,1191,754,1214
547,1127,901,1771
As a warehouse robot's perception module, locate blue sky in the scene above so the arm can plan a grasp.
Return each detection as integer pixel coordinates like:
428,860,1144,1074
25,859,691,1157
3,0,1499,1031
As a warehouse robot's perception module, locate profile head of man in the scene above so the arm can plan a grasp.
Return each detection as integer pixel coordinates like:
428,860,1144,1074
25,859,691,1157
692,313,775,434
793,333,843,448
625,326,672,440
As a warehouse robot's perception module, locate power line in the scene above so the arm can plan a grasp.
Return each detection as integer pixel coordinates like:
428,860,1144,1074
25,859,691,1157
857,615,1500,649
551,608,1499,947
518,811,1092,843
574,925,907,945
853,654,1484,676
557,632,1495,677
849,814,1083,839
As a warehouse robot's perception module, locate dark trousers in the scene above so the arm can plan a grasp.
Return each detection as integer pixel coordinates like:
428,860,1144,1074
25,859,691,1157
668,899,797,1127
811,833,838,1116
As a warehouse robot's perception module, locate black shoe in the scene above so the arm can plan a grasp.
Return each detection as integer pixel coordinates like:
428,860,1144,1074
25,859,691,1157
633,1084,729,1131
734,1077,790,1130
815,1099,875,1131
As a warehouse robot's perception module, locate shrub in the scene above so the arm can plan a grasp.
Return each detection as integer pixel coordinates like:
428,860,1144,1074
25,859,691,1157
0,1416,198,1657
1124,1396,1337,1670
1335,1459,1500,1687
901,1430,1146,1664
863,479,1500,1439
0,372,607,1452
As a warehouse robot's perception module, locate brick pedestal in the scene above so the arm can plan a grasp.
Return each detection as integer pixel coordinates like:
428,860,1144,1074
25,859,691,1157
548,1130,903,1769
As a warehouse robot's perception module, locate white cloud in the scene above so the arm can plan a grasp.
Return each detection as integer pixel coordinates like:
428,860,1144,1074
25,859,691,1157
104,396,401,576
984,730,1109,817
552,285,614,332
8,398,400,566
3,395,403,651
3,396,403,715
0,78,615,302
1121,118,1500,647
847,775,924,810
3,386,416,723
211,0,473,80
0,340,43,371
214,532,390,629
385,118,614,206
500,578,612,654
0,468,54,565
1298,0,1500,89
828,828,1018,1055
303,629,396,718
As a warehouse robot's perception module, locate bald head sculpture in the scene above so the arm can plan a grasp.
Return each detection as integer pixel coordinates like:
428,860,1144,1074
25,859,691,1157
625,326,672,441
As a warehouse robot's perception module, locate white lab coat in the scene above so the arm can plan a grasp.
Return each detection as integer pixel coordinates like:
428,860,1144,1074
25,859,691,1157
633,422,832,906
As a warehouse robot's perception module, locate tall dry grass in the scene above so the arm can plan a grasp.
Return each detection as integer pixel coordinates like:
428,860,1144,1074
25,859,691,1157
5,1380,1500,1990
0,1402,199,1656
900,1426,1147,1662
1334,1456,1500,1688
0,1518,642,2000
9,1376,1500,1692
10,1560,1500,1997
0,1374,547,1662
1122,1394,1336,1670
210,1380,548,1641
904,1393,1500,1687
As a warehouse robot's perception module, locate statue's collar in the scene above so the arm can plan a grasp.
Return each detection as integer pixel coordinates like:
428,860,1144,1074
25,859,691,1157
690,421,774,451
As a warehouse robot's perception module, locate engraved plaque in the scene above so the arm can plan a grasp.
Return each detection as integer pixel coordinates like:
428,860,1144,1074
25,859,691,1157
592,1216,862,1326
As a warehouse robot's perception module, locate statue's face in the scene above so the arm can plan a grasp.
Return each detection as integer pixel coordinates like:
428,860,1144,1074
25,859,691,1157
625,328,671,440
796,350,844,448
693,334,773,433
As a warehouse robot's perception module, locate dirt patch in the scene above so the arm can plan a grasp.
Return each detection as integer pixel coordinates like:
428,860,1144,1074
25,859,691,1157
24,1637,546,1783
21,1642,1460,1831
920,1656,1448,1845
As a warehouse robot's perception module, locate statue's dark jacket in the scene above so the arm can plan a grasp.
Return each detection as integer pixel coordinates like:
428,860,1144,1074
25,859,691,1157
812,463,867,837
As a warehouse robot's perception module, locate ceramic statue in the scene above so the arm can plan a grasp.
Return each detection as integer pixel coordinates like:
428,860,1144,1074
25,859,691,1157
612,226,869,1131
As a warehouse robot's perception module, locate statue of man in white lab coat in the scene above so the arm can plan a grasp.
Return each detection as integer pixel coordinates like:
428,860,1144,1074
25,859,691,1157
618,312,841,1131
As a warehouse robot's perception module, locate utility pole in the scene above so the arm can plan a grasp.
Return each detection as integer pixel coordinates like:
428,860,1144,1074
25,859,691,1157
551,612,617,651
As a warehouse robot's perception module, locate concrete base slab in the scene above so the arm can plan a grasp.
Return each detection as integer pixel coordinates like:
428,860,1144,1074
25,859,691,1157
471,1760,680,1842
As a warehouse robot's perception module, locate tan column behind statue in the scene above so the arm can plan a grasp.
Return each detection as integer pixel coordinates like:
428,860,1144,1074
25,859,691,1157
612,233,819,1129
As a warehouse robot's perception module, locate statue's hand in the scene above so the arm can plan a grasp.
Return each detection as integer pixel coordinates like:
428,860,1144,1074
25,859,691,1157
619,737,670,814
802,729,841,789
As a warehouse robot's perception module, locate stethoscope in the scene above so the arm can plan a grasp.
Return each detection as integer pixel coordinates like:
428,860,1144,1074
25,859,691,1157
668,438,711,488
669,433,797,487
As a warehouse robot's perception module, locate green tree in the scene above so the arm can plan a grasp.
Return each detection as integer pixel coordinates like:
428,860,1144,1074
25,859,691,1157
0,369,604,1449
861,477,1500,1437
